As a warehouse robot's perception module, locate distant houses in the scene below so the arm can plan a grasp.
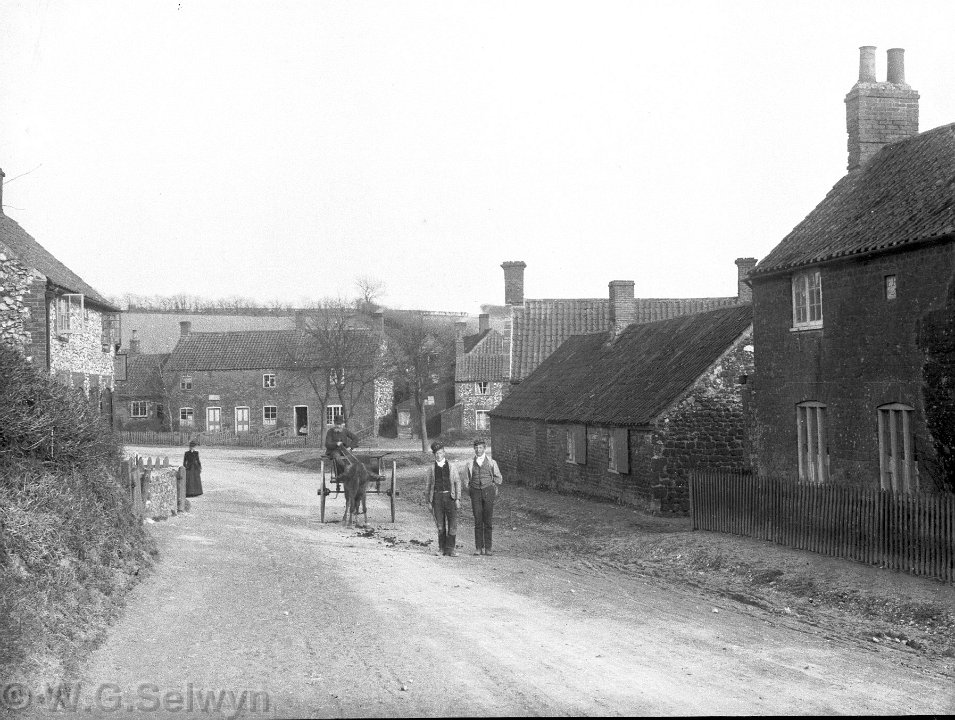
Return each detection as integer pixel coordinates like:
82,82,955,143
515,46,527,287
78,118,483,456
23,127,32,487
750,46,955,494
0,175,120,415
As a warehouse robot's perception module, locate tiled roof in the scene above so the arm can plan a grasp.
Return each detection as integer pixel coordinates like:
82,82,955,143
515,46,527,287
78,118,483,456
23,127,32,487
121,312,296,354
166,330,310,371
510,295,740,382
753,122,955,277
492,304,753,426
0,213,119,310
462,329,491,354
115,353,169,398
455,354,509,382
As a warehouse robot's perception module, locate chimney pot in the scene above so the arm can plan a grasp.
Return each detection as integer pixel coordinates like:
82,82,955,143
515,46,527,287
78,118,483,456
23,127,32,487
858,45,876,82
501,261,527,305
179,320,192,336
887,47,905,84
479,313,489,333
734,257,757,303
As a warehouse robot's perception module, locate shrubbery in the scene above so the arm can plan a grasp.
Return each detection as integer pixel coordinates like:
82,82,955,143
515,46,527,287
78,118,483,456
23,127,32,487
0,345,155,680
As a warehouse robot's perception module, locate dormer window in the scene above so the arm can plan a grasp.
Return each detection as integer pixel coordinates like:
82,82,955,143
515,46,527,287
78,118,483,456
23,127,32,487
792,270,823,330
56,294,84,335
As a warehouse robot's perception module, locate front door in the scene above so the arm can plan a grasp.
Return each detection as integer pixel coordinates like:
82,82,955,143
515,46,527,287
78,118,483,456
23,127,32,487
235,406,250,434
294,406,308,436
206,406,221,432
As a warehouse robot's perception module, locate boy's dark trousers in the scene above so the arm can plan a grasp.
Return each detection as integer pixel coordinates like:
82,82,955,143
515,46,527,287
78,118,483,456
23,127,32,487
432,492,457,555
469,485,496,552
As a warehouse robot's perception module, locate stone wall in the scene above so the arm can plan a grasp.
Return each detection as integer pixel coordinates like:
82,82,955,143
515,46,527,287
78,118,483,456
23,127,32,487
143,465,180,520
457,380,506,431
752,244,955,488
491,331,754,514
0,245,47,367
48,299,115,395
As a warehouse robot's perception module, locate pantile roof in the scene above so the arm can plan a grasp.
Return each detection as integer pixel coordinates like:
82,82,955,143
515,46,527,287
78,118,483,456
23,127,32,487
492,304,753,426
115,353,170,397
166,330,311,371
510,295,741,382
456,328,508,382
752,122,955,277
0,213,119,310
121,312,296,354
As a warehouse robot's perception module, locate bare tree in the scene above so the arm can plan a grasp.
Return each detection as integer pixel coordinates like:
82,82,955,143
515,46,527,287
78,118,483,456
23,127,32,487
354,275,386,314
385,312,456,452
286,299,388,442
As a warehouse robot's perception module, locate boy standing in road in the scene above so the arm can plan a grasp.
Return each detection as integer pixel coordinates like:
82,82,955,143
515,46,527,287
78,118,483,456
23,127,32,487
424,441,461,556
465,439,503,556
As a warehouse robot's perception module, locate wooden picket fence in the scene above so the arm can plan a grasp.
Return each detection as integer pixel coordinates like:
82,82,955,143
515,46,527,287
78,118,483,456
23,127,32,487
121,430,309,448
690,470,955,584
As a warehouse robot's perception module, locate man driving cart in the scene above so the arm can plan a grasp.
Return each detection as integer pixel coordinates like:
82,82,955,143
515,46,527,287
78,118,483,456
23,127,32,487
324,420,360,475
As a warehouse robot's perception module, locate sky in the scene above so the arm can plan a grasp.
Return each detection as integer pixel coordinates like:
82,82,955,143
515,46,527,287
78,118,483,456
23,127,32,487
2,1,955,314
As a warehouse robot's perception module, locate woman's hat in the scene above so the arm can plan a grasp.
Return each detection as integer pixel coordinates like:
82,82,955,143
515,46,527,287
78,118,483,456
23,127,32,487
430,441,445,454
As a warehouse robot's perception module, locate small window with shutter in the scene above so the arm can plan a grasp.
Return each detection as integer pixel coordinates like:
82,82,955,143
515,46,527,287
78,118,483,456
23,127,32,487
565,424,587,465
608,427,629,473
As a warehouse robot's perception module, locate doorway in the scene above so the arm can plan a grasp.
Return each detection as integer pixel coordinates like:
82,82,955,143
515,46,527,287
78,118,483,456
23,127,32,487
294,406,309,436
206,406,222,432
235,406,250,434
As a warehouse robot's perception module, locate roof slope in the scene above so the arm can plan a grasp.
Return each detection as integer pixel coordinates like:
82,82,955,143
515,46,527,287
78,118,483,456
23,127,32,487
456,329,508,382
122,311,297,354
0,213,118,310
166,330,307,371
510,295,740,382
753,122,955,277
116,353,170,397
493,304,752,426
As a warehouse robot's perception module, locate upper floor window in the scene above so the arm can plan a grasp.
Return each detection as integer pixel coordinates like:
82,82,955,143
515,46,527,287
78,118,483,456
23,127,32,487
180,376,193,391
792,270,823,329
101,312,121,351
796,401,829,483
263,373,276,388
878,403,918,492
56,294,85,335
130,401,148,418
475,381,489,395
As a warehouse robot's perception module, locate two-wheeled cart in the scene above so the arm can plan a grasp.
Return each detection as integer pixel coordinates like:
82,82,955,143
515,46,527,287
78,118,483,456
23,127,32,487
318,450,398,523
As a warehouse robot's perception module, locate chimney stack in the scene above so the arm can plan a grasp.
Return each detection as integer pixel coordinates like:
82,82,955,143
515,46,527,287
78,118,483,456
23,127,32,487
179,320,192,336
845,46,919,171
455,320,467,356
128,330,141,355
608,280,636,338
479,313,489,333
734,257,757,303
501,261,527,306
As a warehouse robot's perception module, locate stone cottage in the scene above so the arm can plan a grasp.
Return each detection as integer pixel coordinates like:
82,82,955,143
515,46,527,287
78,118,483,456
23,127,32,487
165,321,391,439
0,173,120,411
454,314,510,433
490,304,754,513
750,47,955,493
113,332,172,430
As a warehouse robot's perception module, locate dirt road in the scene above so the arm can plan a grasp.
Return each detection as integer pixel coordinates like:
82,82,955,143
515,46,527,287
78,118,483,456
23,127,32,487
16,447,954,718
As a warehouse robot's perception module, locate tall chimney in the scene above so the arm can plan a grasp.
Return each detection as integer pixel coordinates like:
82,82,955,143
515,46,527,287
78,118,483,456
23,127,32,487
179,320,192,336
128,330,141,355
501,261,527,306
734,257,757,303
479,313,489,333
608,280,636,338
845,46,919,171
455,320,467,356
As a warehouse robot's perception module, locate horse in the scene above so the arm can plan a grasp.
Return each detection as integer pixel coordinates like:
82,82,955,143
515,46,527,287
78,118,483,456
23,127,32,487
337,451,384,527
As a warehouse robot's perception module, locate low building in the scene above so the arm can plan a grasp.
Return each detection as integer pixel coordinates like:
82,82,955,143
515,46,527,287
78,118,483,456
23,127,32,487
490,305,754,513
454,314,510,433
0,175,120,414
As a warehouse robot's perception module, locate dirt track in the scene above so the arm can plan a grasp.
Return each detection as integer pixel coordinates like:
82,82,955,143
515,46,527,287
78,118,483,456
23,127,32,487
15,447,955,718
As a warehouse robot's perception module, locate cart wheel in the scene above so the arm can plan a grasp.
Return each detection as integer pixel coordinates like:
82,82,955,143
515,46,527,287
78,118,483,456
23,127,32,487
320,460,327,523
390,459,397,522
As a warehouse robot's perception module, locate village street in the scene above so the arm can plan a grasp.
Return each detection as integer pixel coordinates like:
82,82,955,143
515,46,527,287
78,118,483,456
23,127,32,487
18,446,954,719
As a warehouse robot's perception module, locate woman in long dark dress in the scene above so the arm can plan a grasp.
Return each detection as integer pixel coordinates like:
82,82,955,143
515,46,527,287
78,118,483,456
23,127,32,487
183,441,203,497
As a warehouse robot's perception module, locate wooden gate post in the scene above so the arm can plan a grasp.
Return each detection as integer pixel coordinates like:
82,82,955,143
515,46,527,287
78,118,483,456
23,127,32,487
177,465,187,512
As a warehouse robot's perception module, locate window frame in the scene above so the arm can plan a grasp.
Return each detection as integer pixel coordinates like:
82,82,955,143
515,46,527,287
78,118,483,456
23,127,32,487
475,409,490,431
607,427,629,474
878,403,918,492
791,269,823,330
475,381,489,395
565,424,587,465
56,293,85,336
796,401,829,483
180,375,193,391
263,373,276,389
263,405,278,425
884,274,897,301
179,407,195,426
325,404,343,426
130,400,148,418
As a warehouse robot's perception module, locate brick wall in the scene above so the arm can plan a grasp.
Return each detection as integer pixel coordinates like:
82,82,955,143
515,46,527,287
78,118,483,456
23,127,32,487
491,332,754,513
752,243,955,487
169,368,375,435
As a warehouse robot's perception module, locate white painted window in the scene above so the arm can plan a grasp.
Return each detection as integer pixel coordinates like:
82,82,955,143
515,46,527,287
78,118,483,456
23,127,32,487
475,381,489,395
326,404,343,426
179,407,194,426
263,406,278,425
792,270,823,329
180,376,193,390
796,402,829,483
884,275,897,300
476,409,490,430
130,401,148,418
878,404,918,492
263,373,276,388
56,294,85,335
